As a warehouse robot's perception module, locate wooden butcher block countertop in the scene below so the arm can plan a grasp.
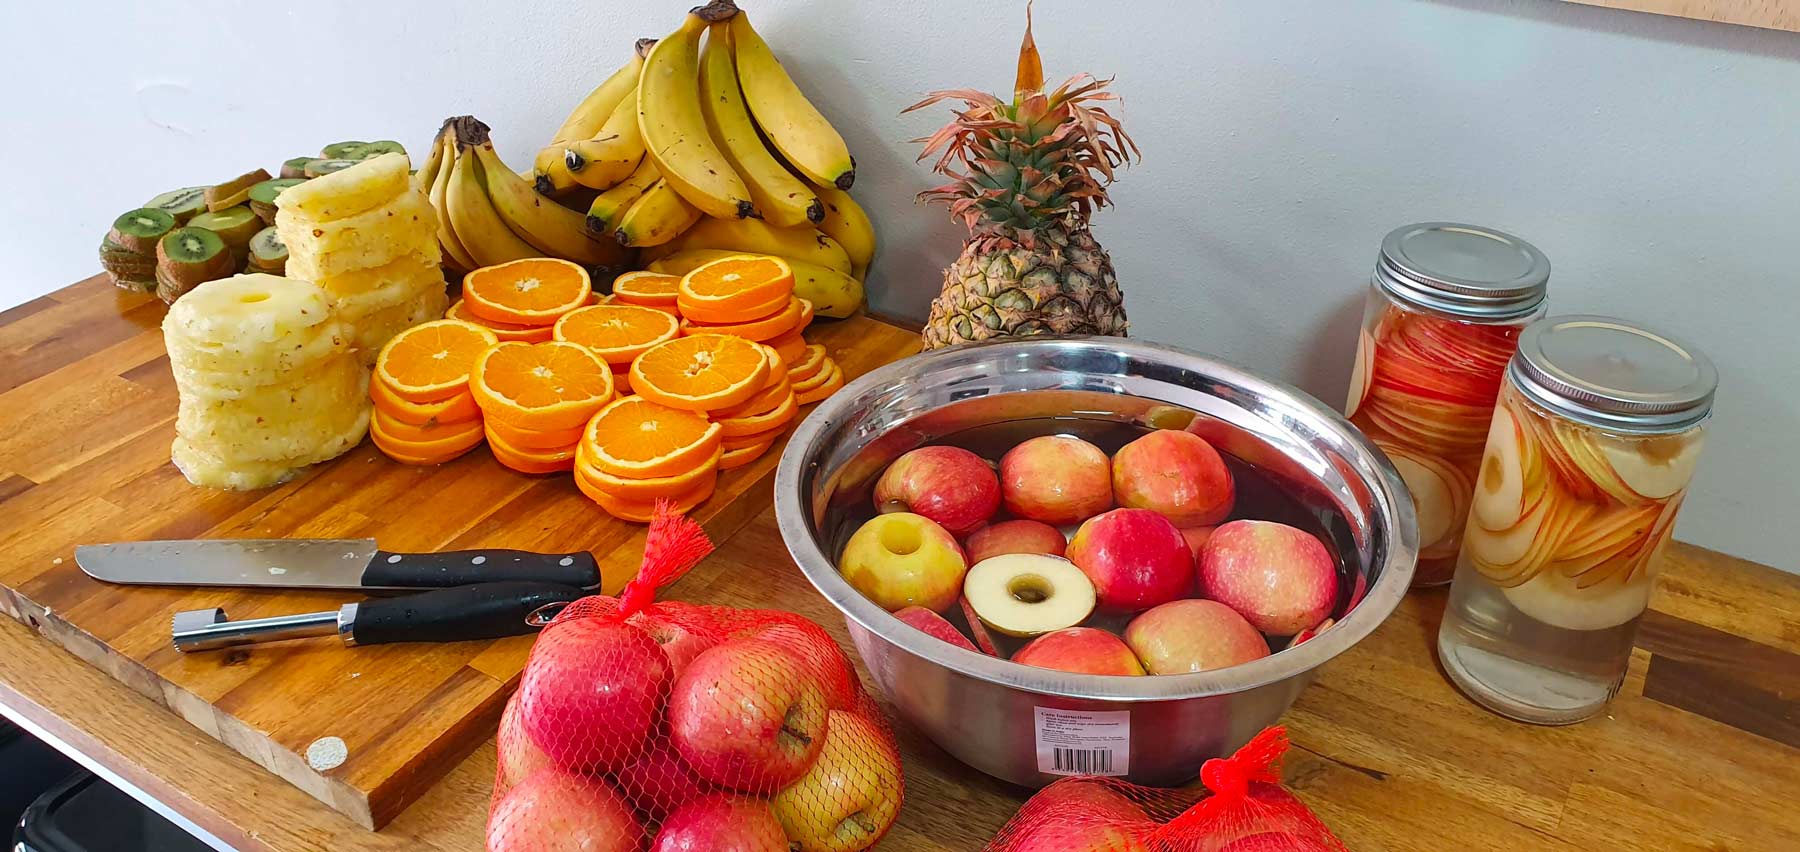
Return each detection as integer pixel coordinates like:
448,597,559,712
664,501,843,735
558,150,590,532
0,275,1796,851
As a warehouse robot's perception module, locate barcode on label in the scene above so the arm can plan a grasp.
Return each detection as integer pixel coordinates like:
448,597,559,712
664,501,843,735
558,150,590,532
1051,747,1114,774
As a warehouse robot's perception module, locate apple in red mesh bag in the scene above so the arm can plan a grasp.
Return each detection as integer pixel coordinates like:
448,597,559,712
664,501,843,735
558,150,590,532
669,637,832,792
487,771,643,852
514,618,670,773
874,445,1001,537
609,738,712,823
651,793,789,852
628,602,724,677
1006,782,1152,852
495,697,555,792
773,709,904,852
746,618,861,710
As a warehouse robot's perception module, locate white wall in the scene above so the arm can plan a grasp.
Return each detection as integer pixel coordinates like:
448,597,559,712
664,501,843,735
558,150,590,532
4,0,1797,570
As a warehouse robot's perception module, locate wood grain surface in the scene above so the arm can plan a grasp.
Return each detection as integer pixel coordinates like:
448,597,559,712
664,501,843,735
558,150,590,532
0,275,920,828
1567,0,1800,32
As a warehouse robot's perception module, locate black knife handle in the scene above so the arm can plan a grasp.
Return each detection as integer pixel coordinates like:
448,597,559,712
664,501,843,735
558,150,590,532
360,549,600,590
349,582,586,646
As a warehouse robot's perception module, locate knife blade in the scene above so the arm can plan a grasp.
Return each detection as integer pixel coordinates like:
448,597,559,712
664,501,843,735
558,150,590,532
171,581,584,652
75,539,601,591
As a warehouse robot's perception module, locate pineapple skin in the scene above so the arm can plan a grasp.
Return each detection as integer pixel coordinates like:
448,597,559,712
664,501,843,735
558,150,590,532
921,222,1127,350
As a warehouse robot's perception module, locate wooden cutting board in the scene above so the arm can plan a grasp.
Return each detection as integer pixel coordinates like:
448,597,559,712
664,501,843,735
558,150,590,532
0,275,921,829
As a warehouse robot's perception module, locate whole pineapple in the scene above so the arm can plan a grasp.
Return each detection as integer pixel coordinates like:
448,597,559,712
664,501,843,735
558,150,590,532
907,5,1138,350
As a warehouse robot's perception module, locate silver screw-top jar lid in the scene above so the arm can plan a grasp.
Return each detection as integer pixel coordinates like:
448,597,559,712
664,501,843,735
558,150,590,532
1374,222,1550,320
1509,315,1717,433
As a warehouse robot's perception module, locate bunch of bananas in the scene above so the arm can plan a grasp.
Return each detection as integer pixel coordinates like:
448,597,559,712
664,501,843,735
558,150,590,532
533,0,874,318
420,116,631,278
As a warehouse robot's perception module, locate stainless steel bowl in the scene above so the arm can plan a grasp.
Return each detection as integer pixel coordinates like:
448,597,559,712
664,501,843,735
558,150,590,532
775,336,1416,787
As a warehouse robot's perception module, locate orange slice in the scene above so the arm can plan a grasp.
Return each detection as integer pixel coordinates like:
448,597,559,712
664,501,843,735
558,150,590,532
611,271,681,305
472,341,615,431
796,363,844,405
770,329,806,363
448,300,555,342
717,389,797,437
374,319,498,403
628,334,770,412
677,256,794,321
576,445,720,501
719,440,774,470
462,258,592,324
486,425,579,474
721,421,788,450
484,417,585,450
790,358,839,394
759,343,789,388
786,344,827,381
715,376,787,420
372,408,484,444
577,471,716,522
681,297,804,342
555,304,681,365
582,396,723,478
371,380,482,426
795,298,814,328
370,411,485,461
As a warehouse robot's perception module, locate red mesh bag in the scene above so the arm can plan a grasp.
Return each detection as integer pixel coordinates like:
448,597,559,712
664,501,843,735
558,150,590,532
985,727,1348,852
488,501,905,852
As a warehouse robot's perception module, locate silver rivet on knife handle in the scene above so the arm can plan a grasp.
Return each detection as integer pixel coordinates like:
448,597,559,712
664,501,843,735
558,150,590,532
172,605,357,652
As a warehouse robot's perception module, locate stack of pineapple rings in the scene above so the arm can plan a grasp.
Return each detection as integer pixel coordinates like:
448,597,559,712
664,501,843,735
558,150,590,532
276,152,448,364
163,274,371,490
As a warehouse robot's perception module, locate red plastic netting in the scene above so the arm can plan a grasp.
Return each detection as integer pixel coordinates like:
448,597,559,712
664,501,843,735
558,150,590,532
984,727,1347,852
488,501,904,851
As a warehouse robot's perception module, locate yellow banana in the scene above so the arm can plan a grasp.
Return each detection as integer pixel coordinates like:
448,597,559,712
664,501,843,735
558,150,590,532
474,140,627,269
587,158,661,236
535,40,653,196
647,249,863,318
614,179,703,247
642,216,851,275
639,10,756,219
730,12,855,189
429,128,478,272
810,183,874,280
563,92,645,191
413,128,444,196
444,119,539,268
699,22,820,228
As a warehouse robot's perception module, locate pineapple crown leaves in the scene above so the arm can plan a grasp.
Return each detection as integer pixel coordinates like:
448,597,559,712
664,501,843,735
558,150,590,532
903,2,1139,238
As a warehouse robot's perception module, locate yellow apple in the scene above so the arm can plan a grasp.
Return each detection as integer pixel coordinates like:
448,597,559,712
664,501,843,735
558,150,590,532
839,513,968,612
773,710,902,852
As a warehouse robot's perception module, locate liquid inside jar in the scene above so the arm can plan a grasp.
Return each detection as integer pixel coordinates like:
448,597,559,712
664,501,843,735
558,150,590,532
1346,300,1524,586
1438,382,1703,723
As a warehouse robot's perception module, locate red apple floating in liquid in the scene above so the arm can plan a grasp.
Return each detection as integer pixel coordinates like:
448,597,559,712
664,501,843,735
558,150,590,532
1179,525,1216,562
1123,599,1270,674
771,709,904,852
1000,435,1113,525
1013,627,1145,676
966,518,1067,564
839,512,968,613
486,770,643,852
651,793,789,852
608,737,712,823
668,638,830,793
894,605,978,652
958,595,1003,656
1111,429,1236,527
873,445,1000,537
1067,508,1196,613
1199,520,1338,635
514,618,669,773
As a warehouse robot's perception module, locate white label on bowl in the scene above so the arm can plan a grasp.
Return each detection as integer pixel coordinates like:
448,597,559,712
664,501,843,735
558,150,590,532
1034,706,1129,776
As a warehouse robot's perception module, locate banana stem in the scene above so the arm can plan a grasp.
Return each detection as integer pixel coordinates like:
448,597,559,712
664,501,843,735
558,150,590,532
448,115,491,149
635,37,658,57
691,0,739,23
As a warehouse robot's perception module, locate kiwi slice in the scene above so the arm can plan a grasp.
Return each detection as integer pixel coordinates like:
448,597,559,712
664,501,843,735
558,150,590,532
155,227,235,304
281,157,317,179
188,205,261,264
321,140,368,159
248,226,287,269
204,168,273,213
305,158,360,178
98,238,156,286
143,186,210,224
356,140,405,158
247,178,307,224
106,208,177,256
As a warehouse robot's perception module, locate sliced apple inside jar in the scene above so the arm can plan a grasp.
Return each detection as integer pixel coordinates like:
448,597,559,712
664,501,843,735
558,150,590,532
1554,420,1649,507
1597,430,1705,502
1473,407,1528,531
1345,327,1375,418
1504,561,1654,631
1378,440,1472,556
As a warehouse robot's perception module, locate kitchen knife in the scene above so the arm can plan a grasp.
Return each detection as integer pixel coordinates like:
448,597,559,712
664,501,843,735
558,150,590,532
171,581,584,652
75,539,600,591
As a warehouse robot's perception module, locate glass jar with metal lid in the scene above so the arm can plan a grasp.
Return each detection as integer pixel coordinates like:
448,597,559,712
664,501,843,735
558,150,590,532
1344,223,1550,586
1439,315,1716,725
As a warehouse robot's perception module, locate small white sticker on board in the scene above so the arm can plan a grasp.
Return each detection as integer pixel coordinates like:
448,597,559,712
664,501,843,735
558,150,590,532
1034,706,1129,776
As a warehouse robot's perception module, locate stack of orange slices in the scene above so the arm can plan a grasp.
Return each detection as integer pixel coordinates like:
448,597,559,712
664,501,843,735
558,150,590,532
574,397,723,522
447,258,597,343
610,270,681,317
368,319,497,465
471,340,615,474
553,301,679,394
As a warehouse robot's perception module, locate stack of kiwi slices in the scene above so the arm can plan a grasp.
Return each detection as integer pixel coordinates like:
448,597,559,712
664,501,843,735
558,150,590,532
101,139,405,299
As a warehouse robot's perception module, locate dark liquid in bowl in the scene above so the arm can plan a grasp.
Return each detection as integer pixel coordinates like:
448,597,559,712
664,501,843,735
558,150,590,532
823,417,1362,658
